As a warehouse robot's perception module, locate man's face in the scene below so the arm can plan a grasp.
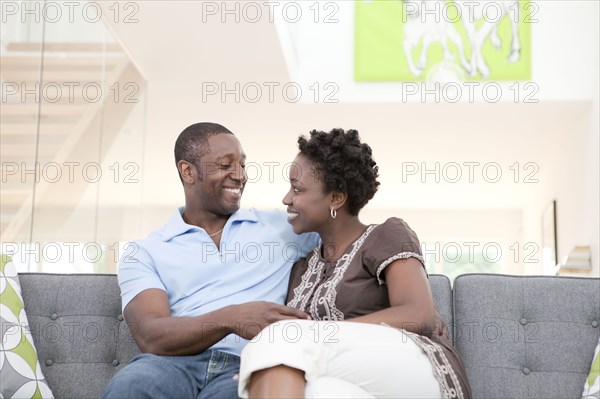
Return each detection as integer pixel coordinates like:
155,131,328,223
192,134,247,215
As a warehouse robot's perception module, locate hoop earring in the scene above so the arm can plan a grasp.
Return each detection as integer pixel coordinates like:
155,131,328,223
330,207,337,219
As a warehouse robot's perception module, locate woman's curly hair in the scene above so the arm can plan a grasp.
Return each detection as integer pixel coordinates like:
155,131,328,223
297,128,380,216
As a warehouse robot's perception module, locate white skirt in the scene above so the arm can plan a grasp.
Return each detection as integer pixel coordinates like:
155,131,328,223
238,320,442,398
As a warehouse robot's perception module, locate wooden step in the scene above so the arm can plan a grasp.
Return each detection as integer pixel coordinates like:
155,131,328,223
1,144,63,160
2,80,122,103
0,123,78,136
1,190,30,208
1,114,82,124
2,103,90,117
2,68,120,81
7,42,124,53
1,54,125,68
0,155,53,166
1,133,67,146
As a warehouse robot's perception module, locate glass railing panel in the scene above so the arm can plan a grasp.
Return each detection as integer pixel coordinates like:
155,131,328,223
1,4,44,264
1,0,146,273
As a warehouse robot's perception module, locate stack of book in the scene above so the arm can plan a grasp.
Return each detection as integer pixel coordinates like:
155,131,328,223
560,246,592,271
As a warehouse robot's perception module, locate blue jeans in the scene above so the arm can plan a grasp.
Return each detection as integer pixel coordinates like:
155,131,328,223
101,350,240,399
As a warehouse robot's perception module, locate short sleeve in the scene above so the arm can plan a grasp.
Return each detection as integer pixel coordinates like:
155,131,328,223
118,241,167,313
362,218,425,285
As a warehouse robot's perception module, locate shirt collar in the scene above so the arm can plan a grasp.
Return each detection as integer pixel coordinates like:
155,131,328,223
161,207,259,241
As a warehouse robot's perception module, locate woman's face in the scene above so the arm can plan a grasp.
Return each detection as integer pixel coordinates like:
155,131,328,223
282,154,331,235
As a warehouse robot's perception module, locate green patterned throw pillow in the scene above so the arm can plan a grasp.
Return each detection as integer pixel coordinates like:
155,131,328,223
582,336,600,399
1,254,54,398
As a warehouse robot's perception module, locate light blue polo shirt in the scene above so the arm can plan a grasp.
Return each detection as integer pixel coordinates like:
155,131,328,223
118,207,319,356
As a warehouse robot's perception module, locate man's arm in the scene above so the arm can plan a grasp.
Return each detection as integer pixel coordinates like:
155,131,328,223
124,289,310,356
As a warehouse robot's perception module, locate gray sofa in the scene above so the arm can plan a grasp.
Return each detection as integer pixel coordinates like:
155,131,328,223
18,272,600,398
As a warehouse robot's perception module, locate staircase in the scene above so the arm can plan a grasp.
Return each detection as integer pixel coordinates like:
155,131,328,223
1,41,145,243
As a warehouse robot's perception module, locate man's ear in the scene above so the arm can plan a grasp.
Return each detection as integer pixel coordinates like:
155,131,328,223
178,160,196,184
330,191,347,212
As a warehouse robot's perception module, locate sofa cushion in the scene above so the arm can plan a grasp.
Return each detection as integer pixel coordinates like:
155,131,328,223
14,272,452,397
454,274,600,399
428,274,453,341
1,256,54,398
18,273,140,399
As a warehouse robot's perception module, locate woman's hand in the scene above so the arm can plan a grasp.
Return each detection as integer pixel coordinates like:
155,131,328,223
227,302,311,340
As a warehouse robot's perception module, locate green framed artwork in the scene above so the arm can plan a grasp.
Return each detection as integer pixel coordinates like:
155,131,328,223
354,0,532,81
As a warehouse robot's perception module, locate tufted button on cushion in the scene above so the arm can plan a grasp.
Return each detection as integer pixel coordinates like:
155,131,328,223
117,314,124,321
50,313,58,320
112,359,120,366
592,320,599,328
522,367,530,375
519,318,527,325
45,359,53,366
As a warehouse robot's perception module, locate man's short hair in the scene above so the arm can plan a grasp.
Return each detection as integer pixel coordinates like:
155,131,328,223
174,122,234,178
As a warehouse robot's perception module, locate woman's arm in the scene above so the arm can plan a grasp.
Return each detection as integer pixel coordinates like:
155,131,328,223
348,257,437,336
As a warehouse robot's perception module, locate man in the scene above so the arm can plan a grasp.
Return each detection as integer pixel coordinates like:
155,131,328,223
102,122,318,398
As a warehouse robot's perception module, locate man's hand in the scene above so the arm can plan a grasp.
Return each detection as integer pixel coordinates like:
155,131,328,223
228,302,310,340
124,290,309,355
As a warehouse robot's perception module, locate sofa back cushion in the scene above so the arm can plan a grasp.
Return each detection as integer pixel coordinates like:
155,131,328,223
454,274,600,399
18,273,140,399
17,272,453,397
429,274,453,341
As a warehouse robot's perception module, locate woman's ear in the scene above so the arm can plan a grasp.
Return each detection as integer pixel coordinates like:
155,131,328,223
330,191,348,212
178,160,196,184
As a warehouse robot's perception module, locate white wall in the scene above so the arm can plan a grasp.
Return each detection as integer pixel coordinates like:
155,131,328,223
275,0,598,102
582,0,599,276
591,15,600,276
94,1,599,275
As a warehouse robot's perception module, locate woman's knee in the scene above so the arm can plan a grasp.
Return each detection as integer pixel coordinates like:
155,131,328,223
246,319,315,346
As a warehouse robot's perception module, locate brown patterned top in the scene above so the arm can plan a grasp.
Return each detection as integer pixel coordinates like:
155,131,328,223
286,217,472,398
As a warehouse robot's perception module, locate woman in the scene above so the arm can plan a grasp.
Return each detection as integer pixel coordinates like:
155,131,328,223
238,128,471,398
